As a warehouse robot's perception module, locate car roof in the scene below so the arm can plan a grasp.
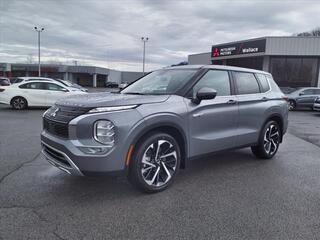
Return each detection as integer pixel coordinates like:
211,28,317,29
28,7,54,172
166,64,271,75
18,77,54,80
17,79,66,87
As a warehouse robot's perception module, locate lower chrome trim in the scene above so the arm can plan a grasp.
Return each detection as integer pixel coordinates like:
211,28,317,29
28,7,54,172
41,141,83,176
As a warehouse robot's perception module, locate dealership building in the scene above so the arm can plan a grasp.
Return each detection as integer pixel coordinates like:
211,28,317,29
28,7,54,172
0,63,143,87
188,37,320,87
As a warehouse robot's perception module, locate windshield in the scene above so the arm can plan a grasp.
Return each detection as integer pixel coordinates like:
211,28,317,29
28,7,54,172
55,79,74,87
121,69,197,95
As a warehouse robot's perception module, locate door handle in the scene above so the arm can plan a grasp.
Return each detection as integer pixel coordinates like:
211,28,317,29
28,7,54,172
261,97,269,101
227,99,237,104
193,113,203,118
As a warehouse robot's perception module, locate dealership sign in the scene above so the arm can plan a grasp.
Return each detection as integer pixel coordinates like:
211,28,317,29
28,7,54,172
212,39,266,58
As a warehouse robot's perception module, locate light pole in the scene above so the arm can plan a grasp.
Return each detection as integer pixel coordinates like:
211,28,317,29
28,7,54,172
34,27,44,77
141,37,149,75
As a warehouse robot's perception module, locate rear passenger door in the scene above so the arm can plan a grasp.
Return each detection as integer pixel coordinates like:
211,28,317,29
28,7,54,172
185,70,239,157
19,82,47,106
233,71,269,146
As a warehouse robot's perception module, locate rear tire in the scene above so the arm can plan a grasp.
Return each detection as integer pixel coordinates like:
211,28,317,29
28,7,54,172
11,97,28,110
128,132,181,193
251,121,281,159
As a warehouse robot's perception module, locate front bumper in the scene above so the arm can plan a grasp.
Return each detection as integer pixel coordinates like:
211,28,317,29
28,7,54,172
41,141,83,176
41,109,146,176
313,103,320,111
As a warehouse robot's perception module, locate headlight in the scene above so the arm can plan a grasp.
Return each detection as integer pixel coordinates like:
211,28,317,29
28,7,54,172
94,120,115,146
88,105,138,113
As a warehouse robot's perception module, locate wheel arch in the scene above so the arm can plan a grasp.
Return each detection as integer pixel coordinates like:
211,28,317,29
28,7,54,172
264,114,284,142
10,96,28,107
130,122,188,169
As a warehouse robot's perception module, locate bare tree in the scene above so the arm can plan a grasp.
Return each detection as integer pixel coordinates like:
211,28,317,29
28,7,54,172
295,27,320,36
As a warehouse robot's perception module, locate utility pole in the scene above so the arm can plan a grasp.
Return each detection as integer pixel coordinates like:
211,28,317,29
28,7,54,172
34,27,44,77
141,37,149,75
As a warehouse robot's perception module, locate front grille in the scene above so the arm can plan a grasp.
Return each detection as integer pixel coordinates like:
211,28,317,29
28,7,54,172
43,105,92,138
45,105,91,123
315,98,320,103
43,118,69,138
43,144,71,167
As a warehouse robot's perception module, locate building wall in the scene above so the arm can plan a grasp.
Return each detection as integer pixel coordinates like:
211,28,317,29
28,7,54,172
108,70,122,83
266,37,320,56
188,52,211,65
121,71,144,83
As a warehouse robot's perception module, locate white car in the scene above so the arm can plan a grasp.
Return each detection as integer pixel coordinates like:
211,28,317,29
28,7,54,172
0,80,86,109
11,77,88,92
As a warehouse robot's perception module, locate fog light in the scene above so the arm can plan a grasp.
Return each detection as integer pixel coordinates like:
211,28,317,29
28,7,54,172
94,120,115,146
78,146,107,155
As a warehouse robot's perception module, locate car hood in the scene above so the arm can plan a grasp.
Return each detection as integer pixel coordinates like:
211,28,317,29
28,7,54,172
55,92,170,108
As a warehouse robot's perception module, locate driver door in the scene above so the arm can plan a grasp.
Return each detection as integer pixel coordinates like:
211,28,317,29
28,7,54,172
185,70,239,158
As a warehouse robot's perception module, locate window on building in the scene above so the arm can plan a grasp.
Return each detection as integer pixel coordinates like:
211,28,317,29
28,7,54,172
191,70,231,97
270,57,319,87
226,57,263,70
234,71,260,94
256,73,270,92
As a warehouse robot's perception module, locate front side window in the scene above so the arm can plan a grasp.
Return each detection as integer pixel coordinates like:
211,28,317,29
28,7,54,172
121,69,197,95
46,83,65,91
313,89,320,95
191,70,231,97
301,89,314,95
234,72,260,95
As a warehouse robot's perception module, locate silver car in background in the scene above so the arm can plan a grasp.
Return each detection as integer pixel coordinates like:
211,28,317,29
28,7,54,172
286,87,320,110
41,65,288,193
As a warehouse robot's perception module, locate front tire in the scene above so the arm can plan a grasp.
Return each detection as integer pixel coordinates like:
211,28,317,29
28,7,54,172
11,97,28,110
128,132,181,193
251,121,281,159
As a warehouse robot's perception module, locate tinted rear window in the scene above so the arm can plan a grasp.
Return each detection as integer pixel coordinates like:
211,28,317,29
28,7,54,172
234,72,260,95
256,74,270,93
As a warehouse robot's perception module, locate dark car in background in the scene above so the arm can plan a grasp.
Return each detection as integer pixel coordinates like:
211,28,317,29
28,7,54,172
105,81,119,88
286,87,320,110
0,78,11,86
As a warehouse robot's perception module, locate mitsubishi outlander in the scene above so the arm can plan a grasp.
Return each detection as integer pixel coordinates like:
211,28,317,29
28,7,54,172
41,65,288,193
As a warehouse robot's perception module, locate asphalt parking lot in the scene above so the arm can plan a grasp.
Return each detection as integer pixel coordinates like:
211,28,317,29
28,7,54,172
1,104,320,240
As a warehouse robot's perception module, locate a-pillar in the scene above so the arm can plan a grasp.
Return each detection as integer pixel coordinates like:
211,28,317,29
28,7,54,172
93,73,97,87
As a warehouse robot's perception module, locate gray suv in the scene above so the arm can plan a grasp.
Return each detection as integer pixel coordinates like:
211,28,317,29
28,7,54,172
41,65,288,193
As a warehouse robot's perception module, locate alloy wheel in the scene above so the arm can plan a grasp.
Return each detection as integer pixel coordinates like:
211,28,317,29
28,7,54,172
263,124,280,155
13,98,26,109
141,139,178,187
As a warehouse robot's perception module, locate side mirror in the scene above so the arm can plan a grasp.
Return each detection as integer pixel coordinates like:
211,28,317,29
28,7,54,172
192,87,217,104
61,88,69,92
299,92,304,96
